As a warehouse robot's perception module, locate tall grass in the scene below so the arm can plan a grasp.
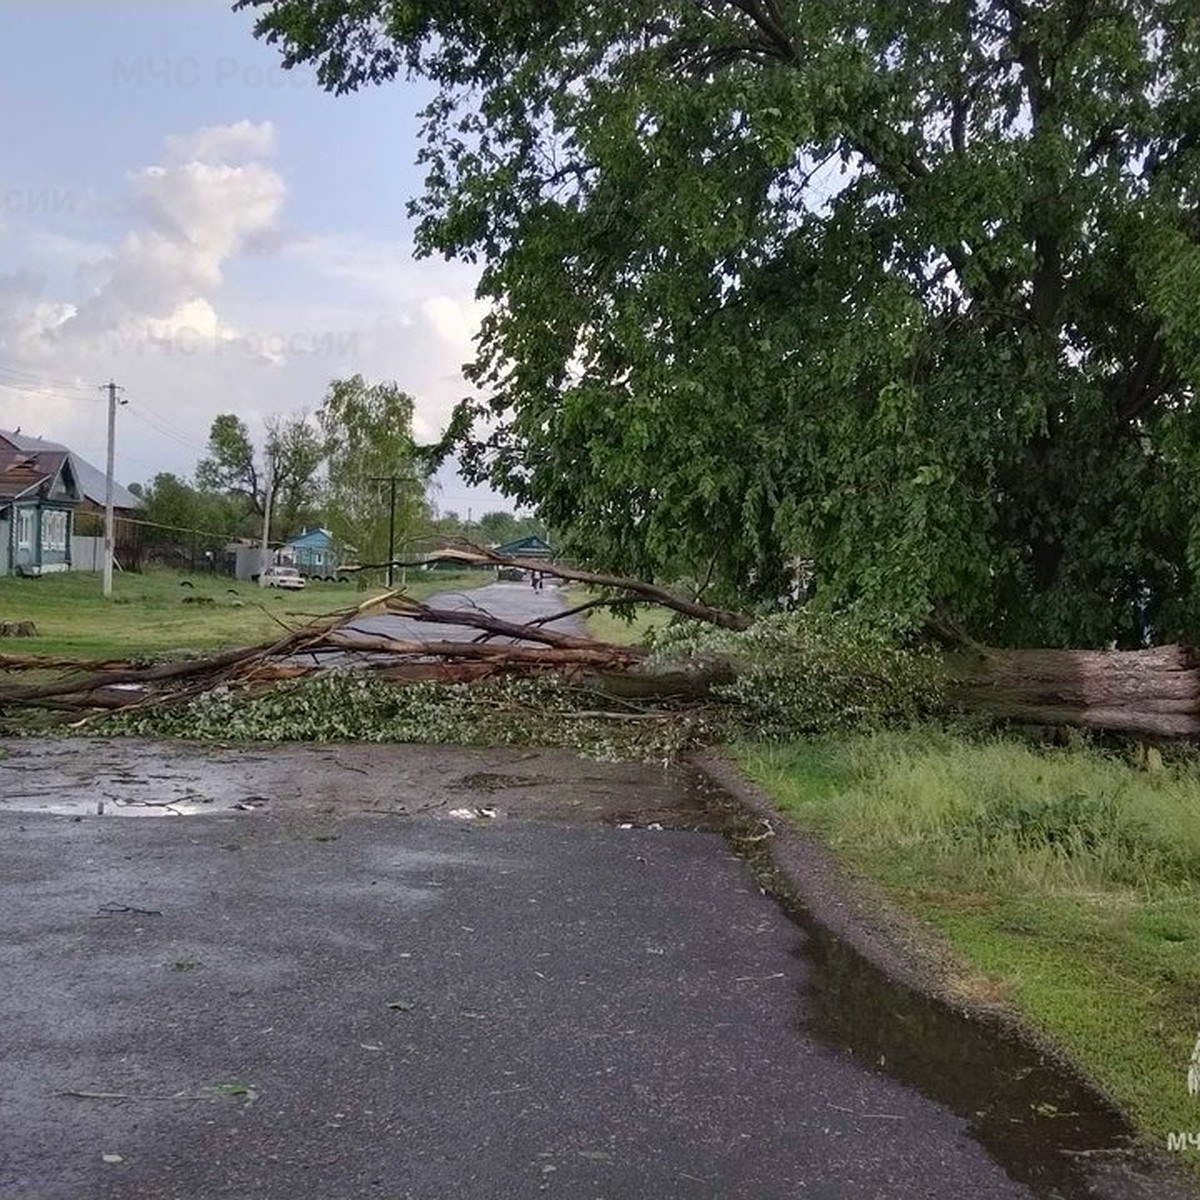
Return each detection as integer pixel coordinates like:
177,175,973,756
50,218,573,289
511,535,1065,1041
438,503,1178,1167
738,731,1200,1153
746,731,1200,894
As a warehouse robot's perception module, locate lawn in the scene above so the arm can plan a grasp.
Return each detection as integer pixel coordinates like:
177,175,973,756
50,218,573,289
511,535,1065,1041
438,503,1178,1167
737,730,1200,1165
0,568,482,661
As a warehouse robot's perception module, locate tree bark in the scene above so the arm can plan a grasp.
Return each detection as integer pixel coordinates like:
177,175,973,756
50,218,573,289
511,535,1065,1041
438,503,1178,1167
948,643,1200,737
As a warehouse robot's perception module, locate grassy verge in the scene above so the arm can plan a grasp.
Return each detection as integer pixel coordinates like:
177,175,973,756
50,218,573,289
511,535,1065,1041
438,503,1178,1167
0,568,482,660
736,729,1200,1161
566,586,675,645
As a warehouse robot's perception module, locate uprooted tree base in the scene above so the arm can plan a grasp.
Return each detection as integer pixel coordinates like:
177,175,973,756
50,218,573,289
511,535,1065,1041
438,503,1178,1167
3,547,1200,744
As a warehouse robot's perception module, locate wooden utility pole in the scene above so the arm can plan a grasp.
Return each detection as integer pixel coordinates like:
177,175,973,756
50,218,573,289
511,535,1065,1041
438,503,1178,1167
259,450,274,587
370,475,399,587
100,380,125,598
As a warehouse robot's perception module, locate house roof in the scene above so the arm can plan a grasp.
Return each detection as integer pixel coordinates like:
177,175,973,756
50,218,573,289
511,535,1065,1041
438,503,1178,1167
283,527,337,549
495,535,556,556
0,444,77,503
0,431,142,510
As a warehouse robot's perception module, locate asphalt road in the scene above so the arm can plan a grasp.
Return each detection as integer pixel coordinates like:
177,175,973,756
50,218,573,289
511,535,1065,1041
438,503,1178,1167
345,579,586,646
0,741,1163,1199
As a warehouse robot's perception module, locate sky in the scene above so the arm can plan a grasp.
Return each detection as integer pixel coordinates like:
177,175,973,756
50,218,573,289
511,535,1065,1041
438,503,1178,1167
0,0,505,517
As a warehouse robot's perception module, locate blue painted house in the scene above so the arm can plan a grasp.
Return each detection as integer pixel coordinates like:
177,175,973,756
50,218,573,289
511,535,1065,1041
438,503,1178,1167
0,441,82,576
278,527,345,579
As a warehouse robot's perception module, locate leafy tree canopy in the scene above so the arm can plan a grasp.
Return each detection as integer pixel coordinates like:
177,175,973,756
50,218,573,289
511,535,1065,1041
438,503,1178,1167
475,510,550,546
241,0,1200,645
195,414,260,511
137,472,252,543
317,374,430,565
196,412,326,539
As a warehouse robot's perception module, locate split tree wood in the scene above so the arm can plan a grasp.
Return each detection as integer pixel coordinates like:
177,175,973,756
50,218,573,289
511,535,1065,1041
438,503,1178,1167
947,643,1200,738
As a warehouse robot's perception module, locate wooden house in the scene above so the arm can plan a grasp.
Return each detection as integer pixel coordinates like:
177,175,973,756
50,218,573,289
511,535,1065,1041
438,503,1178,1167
0,442,82,576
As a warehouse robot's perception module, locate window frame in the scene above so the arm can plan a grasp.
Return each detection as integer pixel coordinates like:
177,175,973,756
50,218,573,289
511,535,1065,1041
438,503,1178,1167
16,508,34,550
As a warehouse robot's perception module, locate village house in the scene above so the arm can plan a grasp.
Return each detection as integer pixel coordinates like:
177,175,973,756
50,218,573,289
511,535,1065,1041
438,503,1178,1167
0,431,142,575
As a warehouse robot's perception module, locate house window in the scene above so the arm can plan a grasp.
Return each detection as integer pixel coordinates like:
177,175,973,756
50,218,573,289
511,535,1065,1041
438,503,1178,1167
41,509,68,552
16,509,34,550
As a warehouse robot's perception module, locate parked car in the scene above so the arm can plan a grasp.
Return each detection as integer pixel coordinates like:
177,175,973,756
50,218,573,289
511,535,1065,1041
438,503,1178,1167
261,565,306,590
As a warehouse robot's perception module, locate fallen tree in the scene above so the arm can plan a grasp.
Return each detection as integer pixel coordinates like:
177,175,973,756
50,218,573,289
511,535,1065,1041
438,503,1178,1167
5,548,1200,741
948,643,1200,738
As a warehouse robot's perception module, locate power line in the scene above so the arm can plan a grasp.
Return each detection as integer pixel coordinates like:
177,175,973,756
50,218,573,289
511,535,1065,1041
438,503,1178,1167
110,512,281,546
0,375,103,406
125,397,210,449
0,361,96,393
123,404,209,454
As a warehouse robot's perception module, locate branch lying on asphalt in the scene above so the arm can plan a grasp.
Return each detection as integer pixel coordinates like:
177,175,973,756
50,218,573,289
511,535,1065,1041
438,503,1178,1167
0,591,400,714
380,597,631,652
359,543,752,631
0,550,757,719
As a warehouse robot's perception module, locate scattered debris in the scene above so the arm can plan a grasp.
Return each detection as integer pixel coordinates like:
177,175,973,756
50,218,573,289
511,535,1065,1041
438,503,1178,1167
448,807,499,820
95,902,162,917
206,1080,259,1105
0,550,731,722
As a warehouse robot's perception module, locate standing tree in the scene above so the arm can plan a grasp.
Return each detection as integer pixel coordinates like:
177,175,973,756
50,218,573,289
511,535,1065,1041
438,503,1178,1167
475,510,550,547
265,412,327,537
317,375,430,572
196,411,326,540
241,0,1200,645
195,414,260,515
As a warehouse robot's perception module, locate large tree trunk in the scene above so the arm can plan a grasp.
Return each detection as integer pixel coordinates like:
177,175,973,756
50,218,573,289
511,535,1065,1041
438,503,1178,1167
948,644,1200,737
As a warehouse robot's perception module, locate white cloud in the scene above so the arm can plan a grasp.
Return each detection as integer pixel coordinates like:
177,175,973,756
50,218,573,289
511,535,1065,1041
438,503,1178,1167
163,119,278,167
0,120,490,497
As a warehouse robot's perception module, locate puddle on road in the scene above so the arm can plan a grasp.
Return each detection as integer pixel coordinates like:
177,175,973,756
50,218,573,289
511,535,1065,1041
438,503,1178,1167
797,922,1135,1199
679,767,1150,1200
0,792,266,817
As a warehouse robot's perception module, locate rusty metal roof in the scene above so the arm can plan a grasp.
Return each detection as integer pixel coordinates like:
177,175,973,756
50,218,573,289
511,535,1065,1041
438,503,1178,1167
0,446,73,503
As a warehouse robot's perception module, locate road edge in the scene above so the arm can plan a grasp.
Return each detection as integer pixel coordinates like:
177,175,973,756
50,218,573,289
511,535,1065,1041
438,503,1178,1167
692,747,1200,1200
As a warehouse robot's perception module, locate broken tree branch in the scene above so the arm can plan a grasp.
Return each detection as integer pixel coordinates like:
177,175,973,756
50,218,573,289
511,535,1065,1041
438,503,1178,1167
367,543,751,631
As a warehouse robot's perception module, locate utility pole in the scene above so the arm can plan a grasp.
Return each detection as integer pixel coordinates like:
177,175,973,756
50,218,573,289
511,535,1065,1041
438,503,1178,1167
100,380,125,598
259,451,274,587
370,475,399,587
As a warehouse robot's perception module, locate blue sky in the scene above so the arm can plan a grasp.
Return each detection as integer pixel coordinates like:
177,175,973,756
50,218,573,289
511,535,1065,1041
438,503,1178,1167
0,0,504,517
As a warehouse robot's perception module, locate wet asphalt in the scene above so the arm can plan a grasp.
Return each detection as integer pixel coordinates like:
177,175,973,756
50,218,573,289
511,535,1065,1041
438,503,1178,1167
328,579,585,658
0,739,1160,1200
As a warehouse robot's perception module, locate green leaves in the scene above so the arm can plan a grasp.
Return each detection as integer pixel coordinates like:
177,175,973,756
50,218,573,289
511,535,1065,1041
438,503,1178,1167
243,0,1200,646
105,670,705,762
650,611,946,739
317,376,428,566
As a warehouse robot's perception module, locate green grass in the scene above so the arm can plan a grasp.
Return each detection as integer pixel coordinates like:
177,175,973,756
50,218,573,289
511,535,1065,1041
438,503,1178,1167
567,586,675,645
737,730,1200,1160
0,568,482,661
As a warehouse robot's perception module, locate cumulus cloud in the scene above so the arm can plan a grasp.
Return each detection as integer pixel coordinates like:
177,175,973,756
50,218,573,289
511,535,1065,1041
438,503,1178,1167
59,122,285,342
163,119,278,167
0,120,488,495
